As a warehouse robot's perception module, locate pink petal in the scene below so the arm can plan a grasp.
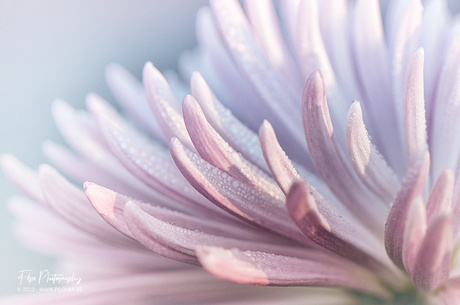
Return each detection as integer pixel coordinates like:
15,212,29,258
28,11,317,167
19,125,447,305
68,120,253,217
105,63,166,143
421,0,450,118
258,120,336,204
84,182,137,239
402,198,427,273
51,99,112,166
412,213,453,291
385,151,430,270
429,24,460,180
182,95,282,199
294,0,334,87
302,71,387,232
388,0,423,112
39,165,130,243
124,201,322,262
42,140,157,204
403,48,427,167
431,280,460,305
95,110,228,219
142,62,193,148
195,8,268,131
210,0,307,156
190,72,269,171
426,169,454,225
319,0,361,101
1,154,44,203
351,0,403,174
286,181,404,287
169,137,314,246
452,167,460,238
258,120,302,194
244,0,302,90
85,182,197,264
197,246,391,299
345,101,399,204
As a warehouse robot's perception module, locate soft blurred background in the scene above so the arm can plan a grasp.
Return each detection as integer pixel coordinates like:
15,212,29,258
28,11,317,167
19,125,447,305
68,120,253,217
0,0,207,295
2,0,460,298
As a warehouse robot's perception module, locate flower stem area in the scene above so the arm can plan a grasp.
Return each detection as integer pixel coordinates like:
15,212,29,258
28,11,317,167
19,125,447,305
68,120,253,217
355,287,426,305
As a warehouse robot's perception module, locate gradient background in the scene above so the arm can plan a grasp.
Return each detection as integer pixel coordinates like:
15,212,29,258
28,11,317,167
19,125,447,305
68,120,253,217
0,0,207,295
2,0,460,298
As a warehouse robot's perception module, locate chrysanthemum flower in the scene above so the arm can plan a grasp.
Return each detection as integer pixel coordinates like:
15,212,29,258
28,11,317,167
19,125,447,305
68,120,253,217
3,0,460,304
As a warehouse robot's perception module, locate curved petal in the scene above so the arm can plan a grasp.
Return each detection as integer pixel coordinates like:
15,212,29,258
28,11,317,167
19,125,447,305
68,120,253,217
351,0,402,173
286,181,404,287
403,48,427,167
210,0,308,158
190,72,269,171
244,0,301,89
385,152,430,270
426,169,454,225
302,71,386,232
169,137,314,246
1,155,44,203
143,62,194,149
412,213,453,291
345,101,399,204
182,95,282,199
197,246,391,299
105,63,166,143
402,198,427,273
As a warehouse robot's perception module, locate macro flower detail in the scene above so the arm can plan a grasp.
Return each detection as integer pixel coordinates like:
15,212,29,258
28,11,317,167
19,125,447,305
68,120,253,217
3,0,460,304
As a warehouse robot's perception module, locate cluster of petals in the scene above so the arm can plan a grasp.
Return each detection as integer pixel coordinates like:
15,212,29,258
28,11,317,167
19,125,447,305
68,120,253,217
4,0,460,304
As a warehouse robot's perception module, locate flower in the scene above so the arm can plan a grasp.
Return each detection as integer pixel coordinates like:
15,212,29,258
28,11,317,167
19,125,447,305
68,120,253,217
3,0,460,304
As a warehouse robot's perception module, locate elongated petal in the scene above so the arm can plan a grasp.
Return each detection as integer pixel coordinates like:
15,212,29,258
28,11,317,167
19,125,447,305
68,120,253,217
85,183,197,264
294,0,335,89
143,62,193,148
195,8,268,131
124,201,318,262
388,0,423,111
412,213,453,290
345,101,399,204
197,247,391,299
183,95,282,199
94,108,230,219
286,181,403,287
39,165,131,244
169,137,314,246
84,182,137,239
210,0,307,156
452,167,460,238
1,155,44,203
259,120,337,206
351,0,403,173
244,0,301,89
105,63,166,143
421,0,449,116
403,48,427,166
385,152,430,270
430,22,460,180
190,72,269,171
319,0,361,100
402,198,427,273
42,140,157,204
302,71,386,232
426,169,454,225
259,120,302,194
